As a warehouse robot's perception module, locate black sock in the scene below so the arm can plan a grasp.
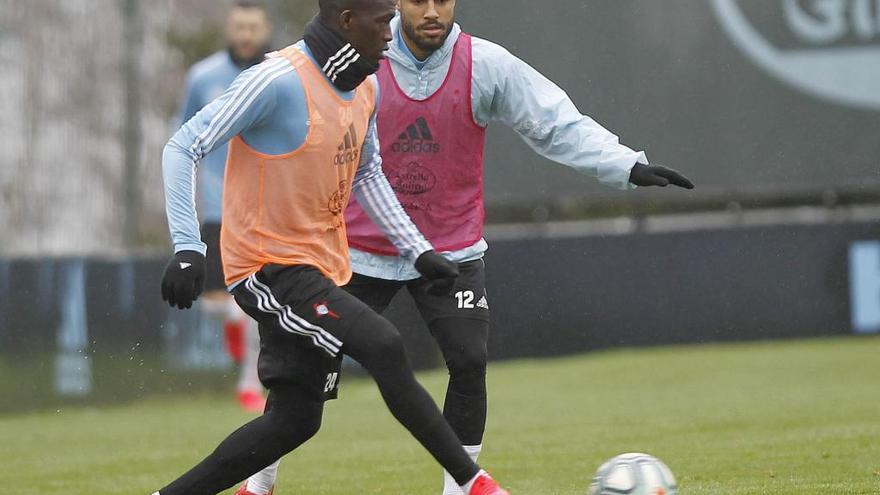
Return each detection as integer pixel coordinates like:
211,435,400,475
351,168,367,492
158,384,323,495
432,317,490,446
343,309,480,485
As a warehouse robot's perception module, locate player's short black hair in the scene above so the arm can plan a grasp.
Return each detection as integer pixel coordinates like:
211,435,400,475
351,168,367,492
318,0,370,20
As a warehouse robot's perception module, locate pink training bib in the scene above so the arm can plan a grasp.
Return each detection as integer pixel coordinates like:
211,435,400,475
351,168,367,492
345,34,487,256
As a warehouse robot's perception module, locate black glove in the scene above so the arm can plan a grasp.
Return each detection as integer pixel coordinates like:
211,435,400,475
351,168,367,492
415,250,460,296
629,163,695,189
161,250,206,310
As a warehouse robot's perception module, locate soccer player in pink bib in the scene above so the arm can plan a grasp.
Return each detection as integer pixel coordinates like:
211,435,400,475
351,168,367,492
239,1,693,494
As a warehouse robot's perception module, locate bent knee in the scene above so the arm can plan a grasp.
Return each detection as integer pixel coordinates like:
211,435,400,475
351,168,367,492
270,410,322,445
446,345,488,376
363,314,407,358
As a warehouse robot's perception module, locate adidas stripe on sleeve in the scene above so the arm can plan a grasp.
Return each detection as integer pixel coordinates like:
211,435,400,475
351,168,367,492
352,110,433,260
163,58,293,255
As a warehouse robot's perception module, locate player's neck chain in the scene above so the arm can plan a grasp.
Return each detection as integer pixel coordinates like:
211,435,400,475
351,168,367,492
303,16,379,92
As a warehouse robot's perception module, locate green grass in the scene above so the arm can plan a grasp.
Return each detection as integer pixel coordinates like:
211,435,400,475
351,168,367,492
2,337,880,494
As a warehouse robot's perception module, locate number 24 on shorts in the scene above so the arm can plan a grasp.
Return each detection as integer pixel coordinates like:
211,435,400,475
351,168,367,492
324,372,339,393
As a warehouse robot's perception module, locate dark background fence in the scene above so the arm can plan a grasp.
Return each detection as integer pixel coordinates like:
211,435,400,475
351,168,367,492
3,210,878,412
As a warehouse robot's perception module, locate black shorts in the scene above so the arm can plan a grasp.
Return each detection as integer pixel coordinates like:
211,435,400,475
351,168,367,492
231,264,372,401
345,259,490,325
200,222,226,291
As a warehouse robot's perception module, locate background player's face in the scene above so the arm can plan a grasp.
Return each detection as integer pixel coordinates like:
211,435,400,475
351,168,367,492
341,0,397,65
398,0,456,59
225,6,273,62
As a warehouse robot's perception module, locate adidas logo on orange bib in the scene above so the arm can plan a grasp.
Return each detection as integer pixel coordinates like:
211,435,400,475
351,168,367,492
334,124,360,166
392,117,441,154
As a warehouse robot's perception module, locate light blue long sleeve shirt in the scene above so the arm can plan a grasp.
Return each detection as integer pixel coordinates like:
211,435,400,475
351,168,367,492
350,17,648,281
163,41,433,287
177,51,245,224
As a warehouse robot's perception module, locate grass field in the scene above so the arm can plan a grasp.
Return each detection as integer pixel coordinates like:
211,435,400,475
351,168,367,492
2,336,879,494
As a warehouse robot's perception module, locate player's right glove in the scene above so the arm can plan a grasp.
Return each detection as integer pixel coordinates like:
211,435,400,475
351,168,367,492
161,250,206,310
415,250,460,296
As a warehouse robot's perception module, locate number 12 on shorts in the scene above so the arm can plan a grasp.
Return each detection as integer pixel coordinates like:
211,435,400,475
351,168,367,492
455,290,475,309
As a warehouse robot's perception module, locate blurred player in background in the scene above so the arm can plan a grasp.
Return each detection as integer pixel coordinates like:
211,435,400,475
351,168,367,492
155,0,509,493
177,0,273,412
242,0,694,493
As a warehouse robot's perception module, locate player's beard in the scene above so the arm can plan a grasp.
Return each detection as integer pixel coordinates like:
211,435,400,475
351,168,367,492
401,16,453,56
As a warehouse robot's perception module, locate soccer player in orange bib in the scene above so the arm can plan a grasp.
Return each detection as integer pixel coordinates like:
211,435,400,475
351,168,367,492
154,1,509,494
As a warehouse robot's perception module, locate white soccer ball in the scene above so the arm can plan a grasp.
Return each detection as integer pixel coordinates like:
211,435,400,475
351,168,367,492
588,453,678,495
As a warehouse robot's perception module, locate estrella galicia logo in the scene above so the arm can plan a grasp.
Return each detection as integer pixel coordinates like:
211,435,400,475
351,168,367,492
334,124,360,166
711,0,880,110
389,162,437,195
391,117,441,153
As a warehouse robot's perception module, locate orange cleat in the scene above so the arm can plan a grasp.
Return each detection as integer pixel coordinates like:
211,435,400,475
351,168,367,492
237,389,266,413
468,472,510,495
234,482,274,495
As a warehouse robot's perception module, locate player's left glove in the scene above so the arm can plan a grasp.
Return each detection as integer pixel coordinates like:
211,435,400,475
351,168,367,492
161,250,206,310
415,250,460,296
629,163,695,189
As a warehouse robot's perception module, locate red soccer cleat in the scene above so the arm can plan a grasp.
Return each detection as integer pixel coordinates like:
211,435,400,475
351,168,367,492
237,389,266,413
468,472,510,495
224,319,245,363
234,482,274,495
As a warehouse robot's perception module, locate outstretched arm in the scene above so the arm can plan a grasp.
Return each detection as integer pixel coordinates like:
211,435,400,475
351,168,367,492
475,40,693,190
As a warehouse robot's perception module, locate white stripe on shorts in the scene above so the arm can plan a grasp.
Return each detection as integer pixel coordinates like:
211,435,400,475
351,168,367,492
244,274,341,356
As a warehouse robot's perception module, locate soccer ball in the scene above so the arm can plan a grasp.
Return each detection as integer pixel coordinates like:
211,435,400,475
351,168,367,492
588,453,678,495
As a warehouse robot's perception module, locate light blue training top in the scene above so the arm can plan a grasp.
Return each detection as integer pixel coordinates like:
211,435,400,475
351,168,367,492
177,51,246,223
163,41,433,287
